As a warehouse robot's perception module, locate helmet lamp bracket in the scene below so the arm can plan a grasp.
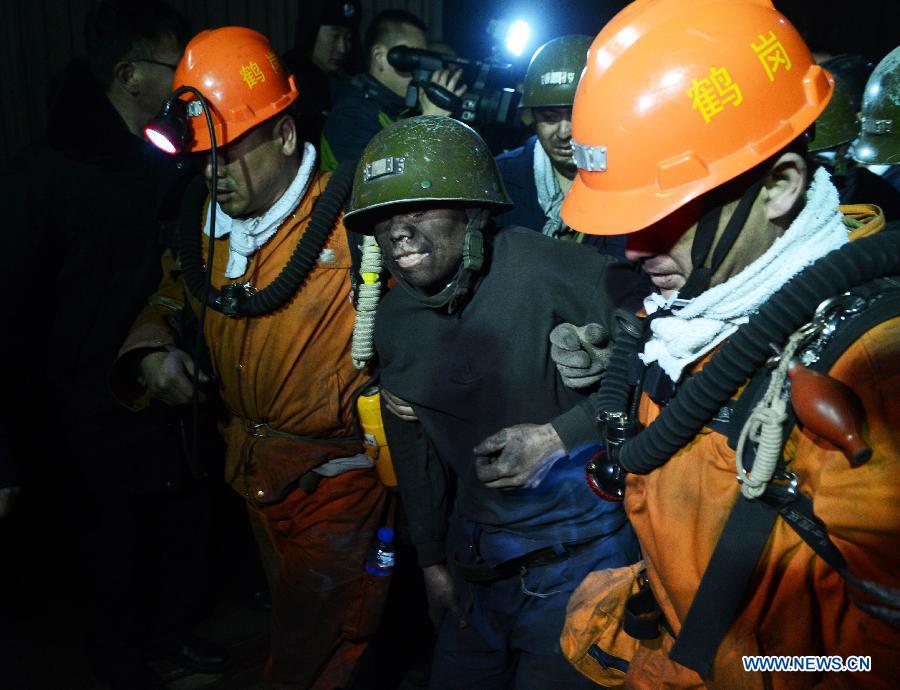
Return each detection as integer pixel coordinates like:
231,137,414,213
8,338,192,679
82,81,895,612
861,118,893,135
363,157,406,183
573,141,608,172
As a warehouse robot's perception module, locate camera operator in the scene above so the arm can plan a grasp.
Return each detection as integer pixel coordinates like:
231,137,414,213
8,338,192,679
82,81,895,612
495,36,628,256
322,9,466,169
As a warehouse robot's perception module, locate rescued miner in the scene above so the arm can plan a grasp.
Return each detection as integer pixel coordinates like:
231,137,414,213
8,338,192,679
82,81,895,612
342,115,647,690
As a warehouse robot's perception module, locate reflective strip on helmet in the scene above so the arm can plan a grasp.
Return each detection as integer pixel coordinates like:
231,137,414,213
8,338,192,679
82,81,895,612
540,71,576,86
364,157,406,182
861,117,893,134
573,141,607,172
186,101,203,118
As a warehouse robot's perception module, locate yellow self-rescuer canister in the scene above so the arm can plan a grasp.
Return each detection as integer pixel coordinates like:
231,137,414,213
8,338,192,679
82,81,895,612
357,386,398,488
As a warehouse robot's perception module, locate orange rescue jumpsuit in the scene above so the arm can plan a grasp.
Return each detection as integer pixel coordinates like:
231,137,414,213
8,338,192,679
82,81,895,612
623,209,900,689
111,173,387,689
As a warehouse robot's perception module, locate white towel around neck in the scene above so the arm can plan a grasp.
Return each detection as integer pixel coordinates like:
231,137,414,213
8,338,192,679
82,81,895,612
204,142,317,279
533,140,566,238
640,166,850,382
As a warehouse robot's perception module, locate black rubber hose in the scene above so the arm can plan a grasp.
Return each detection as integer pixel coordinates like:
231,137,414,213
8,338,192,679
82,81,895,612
619,231,900,474
179,158,357,317
592,309,646,418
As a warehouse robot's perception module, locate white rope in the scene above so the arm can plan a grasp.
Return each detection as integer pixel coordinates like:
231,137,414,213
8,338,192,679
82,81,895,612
351,236,383,369
734,329,806,499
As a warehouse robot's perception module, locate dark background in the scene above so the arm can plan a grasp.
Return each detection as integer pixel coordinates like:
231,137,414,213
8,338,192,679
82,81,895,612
0,0,897,172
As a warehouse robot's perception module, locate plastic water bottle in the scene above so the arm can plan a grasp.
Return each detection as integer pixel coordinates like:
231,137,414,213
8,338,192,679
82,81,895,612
364,527,396,576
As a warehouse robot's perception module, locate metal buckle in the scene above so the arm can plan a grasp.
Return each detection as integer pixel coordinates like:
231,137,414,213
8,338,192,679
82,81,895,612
217,281,257,318
759,470,798,508
572,141,607,172
247,421,267,437
795,292,867,364
540,70,576,86
861,117,893,135
812,293,866,334
363,156,405,182
186,100,203,118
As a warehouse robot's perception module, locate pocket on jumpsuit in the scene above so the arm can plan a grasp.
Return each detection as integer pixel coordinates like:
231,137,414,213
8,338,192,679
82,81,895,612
560,561,647,687
343,570,392,639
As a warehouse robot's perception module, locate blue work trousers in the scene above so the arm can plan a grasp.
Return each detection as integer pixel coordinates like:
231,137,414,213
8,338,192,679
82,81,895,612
429,518,640,690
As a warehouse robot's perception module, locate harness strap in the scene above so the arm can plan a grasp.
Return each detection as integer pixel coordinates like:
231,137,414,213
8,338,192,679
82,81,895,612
667,278,900,676
624,576,673,640
668,494,780,675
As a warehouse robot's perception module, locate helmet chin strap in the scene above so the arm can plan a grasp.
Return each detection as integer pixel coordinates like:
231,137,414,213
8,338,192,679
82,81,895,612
397,209,489,313
678,176,766,301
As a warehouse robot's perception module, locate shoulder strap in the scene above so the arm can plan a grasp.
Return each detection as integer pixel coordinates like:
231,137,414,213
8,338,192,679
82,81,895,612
726,277,900,447
815,277,900,372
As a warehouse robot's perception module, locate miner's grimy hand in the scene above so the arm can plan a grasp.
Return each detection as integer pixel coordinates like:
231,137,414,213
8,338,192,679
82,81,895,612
382,388,418,422
473,423,566,489
422,563,468,629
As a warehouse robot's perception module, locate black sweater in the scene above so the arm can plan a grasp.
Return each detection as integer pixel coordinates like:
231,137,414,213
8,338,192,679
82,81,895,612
376,228,645,566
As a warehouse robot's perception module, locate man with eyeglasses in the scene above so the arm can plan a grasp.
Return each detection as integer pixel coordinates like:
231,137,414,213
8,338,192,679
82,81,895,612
2,1,230,688
93,9,183,140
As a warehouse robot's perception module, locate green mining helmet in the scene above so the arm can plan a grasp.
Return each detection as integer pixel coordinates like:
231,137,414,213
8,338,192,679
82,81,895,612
810,54,875,152
822,54,875,112
343,115,512,234
852,46,900,165
519,35,593,124
809,73,857,152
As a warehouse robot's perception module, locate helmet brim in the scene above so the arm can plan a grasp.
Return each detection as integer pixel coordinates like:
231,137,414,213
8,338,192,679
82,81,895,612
344,196,512,235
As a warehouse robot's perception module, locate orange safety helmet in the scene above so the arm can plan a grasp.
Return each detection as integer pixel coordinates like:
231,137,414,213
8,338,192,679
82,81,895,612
173,27,299,152
561,0,833,236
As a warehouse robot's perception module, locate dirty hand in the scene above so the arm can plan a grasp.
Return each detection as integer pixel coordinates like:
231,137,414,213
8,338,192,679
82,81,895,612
420,67,468,116
140,348,210,406
0,486,21,518
382,388,418,422
422,564,467,629
473,423,565,489
550,322,611,389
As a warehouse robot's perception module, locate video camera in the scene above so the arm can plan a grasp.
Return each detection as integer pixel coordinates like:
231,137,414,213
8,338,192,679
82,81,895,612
387,46,521,129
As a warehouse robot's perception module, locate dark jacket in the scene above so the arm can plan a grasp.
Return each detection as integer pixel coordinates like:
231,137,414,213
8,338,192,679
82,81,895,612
322,73,408,166
283,56,342,150
376,229,649,566
282,0,362,149
2,58,200,490
495,136,628,257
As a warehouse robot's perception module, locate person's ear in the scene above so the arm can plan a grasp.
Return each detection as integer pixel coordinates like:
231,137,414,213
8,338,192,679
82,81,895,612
371,43,388,72
274,115,297,156
113,60,138,96
761,151,807,224
466,207,491,231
